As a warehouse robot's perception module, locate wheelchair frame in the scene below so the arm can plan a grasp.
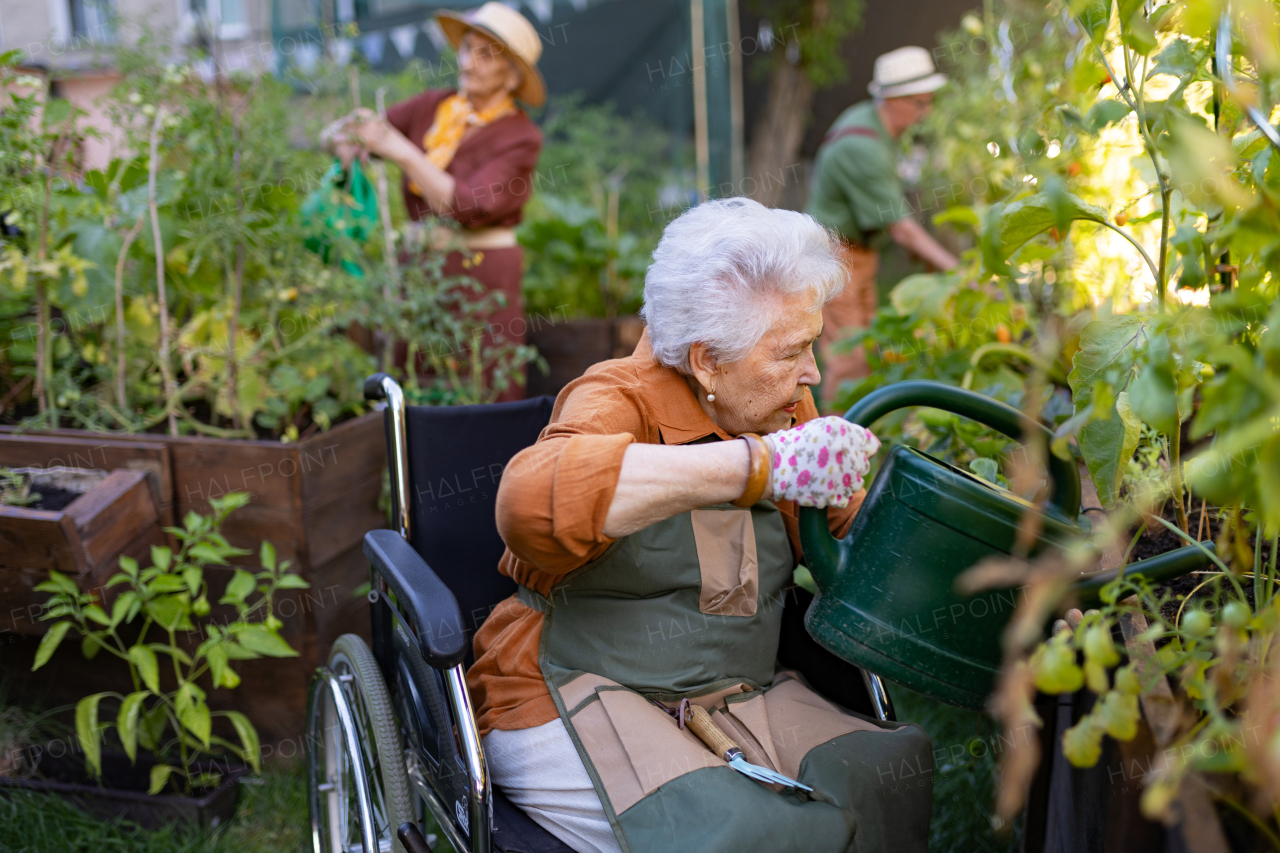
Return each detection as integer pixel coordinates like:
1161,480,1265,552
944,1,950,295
308,374,492,853
306,373,896,853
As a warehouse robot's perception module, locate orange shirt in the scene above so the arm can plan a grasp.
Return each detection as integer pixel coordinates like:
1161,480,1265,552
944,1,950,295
467,331,865,736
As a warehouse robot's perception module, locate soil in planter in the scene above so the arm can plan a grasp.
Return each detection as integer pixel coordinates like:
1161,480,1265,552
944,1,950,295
1,472,80,510
31,752,239,798
28,483,81,511
1126,499,1277,625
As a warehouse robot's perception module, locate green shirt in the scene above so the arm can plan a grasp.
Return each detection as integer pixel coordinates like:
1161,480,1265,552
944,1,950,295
806,101,909,243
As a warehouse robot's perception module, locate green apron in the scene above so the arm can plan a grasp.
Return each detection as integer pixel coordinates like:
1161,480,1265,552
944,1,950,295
519,495,935,853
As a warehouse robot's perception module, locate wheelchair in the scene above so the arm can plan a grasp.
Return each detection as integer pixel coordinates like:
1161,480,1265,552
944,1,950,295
306,373,896,853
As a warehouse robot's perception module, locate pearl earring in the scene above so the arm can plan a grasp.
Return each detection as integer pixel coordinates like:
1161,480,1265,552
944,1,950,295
707,392,716,402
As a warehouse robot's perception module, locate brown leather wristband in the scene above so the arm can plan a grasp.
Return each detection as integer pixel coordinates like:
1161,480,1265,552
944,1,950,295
732,433,771,508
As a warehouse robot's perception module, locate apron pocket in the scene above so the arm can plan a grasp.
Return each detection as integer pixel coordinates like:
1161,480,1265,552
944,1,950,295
690,508,758,617
562,677,723,816
763,677,889,780
720,691,783,773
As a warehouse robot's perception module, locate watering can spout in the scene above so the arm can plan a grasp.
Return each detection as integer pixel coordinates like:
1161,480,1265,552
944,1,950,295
802,513,843,594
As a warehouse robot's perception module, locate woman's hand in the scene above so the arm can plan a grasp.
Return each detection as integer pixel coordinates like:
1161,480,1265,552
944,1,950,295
350,111,416,164
319,113,366,168
764,416,879,508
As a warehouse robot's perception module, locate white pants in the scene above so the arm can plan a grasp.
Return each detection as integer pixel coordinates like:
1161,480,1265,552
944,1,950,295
484,719,622,853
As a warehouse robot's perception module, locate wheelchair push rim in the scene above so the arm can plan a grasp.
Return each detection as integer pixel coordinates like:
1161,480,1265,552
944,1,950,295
308,634,413,853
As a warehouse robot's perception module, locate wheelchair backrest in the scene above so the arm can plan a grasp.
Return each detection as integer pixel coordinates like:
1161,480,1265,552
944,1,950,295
392,396,555,646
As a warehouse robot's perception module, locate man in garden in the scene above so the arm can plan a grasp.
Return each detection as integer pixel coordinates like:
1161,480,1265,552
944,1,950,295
807,46,959,410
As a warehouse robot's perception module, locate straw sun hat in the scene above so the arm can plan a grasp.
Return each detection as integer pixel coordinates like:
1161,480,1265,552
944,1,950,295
867,46,947,99
436,2,547,107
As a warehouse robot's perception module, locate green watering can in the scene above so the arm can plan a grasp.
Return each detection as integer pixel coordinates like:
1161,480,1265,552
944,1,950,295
800,381,1214,711
301,159,378,277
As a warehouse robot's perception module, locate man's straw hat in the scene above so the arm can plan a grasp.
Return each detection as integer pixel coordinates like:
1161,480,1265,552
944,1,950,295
436,2,547,107
867,46,947,99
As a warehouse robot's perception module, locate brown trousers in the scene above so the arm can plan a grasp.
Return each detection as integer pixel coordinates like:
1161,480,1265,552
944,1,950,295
819,243,879,412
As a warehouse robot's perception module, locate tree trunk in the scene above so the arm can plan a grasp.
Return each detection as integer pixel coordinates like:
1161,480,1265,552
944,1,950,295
747,59,815,209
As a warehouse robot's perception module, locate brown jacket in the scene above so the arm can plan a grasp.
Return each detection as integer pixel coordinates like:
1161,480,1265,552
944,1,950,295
386,88,542,228
467,331,865,736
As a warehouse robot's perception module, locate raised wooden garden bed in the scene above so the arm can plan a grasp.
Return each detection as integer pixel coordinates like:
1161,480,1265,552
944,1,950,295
1,468,164,636
527,315,644,398
0,411,387,744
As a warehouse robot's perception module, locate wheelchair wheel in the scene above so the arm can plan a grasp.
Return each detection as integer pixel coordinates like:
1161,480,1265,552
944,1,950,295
309,634,414,853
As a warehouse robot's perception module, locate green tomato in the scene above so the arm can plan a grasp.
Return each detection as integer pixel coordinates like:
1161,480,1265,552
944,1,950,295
1032,635,1085,694
1097,691,1139,741
1183,608,1212,638
1222,601,1250,630
1062,718,1104,768
1085,660,1110,695
1083,624,1120,667
1114,665,1141,695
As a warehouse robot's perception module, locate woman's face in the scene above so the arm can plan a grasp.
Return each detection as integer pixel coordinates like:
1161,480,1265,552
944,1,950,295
689,289,824,436
457,31,519,101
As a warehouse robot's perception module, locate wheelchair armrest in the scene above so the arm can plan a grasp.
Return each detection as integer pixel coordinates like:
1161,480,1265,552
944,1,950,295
363,530,468,670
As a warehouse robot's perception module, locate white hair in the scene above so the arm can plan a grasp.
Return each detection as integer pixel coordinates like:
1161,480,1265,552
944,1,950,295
640,197,847,374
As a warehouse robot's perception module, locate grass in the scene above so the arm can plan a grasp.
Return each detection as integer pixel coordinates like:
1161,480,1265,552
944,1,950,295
0,760,310,853
888,682,1023,853
0,681,1017,853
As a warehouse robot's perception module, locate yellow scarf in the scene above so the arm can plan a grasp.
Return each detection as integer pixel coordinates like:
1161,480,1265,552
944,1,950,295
425,92,516,169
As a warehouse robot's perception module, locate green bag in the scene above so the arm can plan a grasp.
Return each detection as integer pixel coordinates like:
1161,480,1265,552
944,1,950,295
302,159,378,275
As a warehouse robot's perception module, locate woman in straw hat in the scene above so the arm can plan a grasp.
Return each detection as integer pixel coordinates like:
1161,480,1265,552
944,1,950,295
330,2,545,401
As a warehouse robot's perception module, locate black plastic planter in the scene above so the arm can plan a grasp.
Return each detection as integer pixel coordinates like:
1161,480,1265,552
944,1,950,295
0,751,247,830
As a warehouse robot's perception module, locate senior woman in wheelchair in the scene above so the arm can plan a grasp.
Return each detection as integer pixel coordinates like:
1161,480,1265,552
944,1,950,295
468,197,933,853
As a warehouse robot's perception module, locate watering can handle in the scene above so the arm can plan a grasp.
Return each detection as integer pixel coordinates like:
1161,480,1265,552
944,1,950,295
842,380,1081,519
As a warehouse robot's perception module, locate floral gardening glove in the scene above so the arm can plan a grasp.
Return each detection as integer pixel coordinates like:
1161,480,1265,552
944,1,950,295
764,416,880,508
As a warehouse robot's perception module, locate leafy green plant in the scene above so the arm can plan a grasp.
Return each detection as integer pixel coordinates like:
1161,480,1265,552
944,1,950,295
0,468,40,507
30,492,307,795
518,96,687,320
905,0,1280,837
519,194,651,319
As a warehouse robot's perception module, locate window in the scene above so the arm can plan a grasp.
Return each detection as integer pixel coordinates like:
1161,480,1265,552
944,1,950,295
68,0,113,42
185,0,250,41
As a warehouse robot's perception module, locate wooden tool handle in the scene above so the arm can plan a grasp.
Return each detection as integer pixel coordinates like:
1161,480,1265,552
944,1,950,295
684,703,739,760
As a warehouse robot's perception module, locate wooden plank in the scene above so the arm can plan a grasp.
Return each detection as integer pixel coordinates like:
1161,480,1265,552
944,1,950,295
1081,463,1232,853
303,471,384,569
0,507,85,573
298,412,385,503
169,440,299,514
1,565,60,633
217,507,306,563
0,434,174,525
308,543,372,661
65,469,160,574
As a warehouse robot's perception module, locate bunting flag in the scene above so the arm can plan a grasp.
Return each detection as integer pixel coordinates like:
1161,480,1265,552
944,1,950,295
524,0,552,23
362,30,386,65
423,20,447,51
332,37,353,66
390,23,419,58
295,42,321,72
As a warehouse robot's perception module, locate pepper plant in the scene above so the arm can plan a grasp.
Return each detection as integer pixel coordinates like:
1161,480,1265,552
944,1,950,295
30,492,308,795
